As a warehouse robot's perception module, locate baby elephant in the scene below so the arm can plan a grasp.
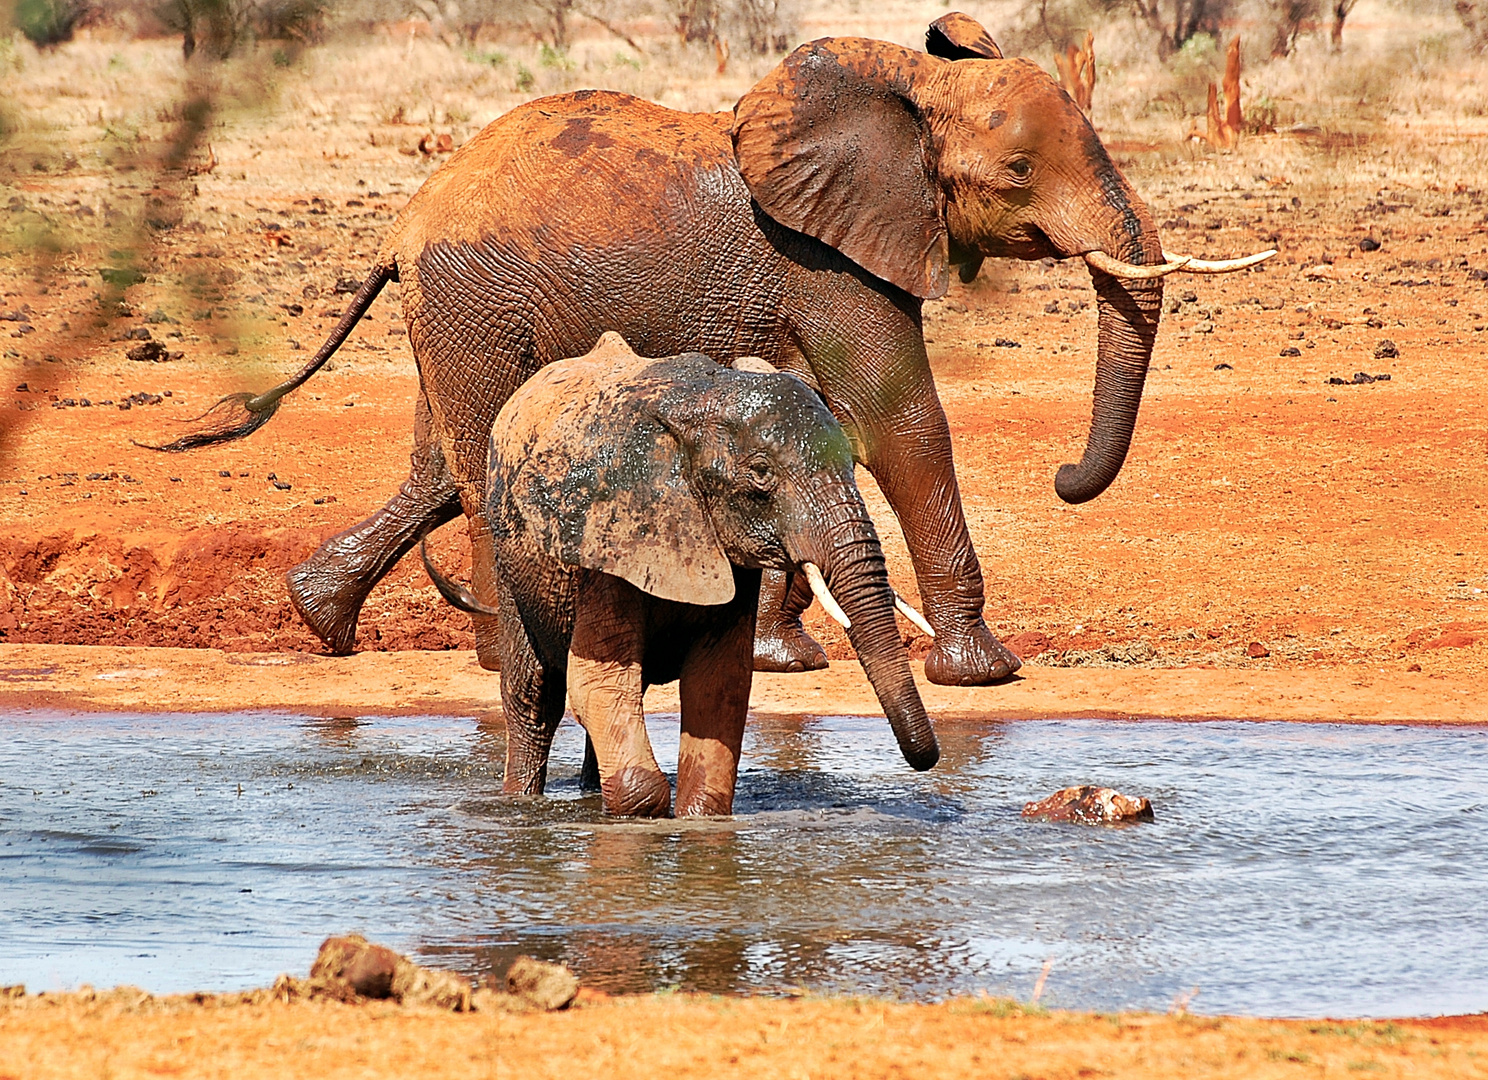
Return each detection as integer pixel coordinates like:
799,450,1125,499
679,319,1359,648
428,333,938,817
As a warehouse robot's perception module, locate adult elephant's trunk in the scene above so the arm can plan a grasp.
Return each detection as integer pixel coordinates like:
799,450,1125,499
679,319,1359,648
1053,186,1166,505
803,515,939,771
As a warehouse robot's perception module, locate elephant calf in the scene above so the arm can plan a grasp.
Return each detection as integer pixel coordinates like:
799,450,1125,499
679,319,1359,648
427,333,939,817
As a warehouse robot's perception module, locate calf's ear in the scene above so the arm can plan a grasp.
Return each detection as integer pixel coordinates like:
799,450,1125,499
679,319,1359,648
487,333,735,607
733,38,949,300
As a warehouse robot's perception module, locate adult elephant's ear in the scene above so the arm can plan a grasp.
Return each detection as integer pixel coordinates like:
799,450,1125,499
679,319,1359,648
733,38,949,300
925,12,1003,60
487,333,735,607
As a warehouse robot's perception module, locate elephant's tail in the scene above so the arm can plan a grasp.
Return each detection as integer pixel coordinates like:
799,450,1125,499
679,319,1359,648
136,262,396,452
420,539,500,617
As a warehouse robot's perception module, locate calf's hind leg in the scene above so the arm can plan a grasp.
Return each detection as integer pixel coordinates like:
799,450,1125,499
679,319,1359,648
287,388,462,654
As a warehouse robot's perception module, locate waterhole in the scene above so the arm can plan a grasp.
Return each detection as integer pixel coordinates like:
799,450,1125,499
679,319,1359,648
1,711,1484,1017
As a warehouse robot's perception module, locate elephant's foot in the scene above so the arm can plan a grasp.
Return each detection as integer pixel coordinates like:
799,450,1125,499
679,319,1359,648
286,557,366,656
602,766,672,818
923,620,1022,686
752,624,829,673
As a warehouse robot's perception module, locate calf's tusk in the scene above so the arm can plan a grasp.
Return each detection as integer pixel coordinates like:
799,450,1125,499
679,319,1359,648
1160,248,1278,273
802,562,851,630
893,592,935,638
1083,250,1191,279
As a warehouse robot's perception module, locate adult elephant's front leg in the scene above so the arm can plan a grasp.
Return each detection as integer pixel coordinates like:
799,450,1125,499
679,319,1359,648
818,348,1020,686
752,569,828,673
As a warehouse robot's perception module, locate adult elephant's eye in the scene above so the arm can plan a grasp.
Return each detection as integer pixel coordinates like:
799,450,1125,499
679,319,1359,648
743,453,777,494
1007,157,1033,182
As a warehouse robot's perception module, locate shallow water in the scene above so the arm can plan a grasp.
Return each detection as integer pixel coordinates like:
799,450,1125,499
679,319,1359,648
1,710,1485,1017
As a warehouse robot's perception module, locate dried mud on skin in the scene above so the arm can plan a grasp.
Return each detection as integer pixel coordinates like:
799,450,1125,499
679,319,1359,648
1,43,1487,683
1,988,1486,1080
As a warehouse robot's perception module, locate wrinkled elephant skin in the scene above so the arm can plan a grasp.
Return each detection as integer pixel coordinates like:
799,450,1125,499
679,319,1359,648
173,15,1192,687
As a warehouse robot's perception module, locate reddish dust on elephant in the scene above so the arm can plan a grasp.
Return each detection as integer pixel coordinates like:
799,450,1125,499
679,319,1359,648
146,13,1266,692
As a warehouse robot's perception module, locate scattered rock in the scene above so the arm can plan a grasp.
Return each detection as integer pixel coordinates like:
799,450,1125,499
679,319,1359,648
1214,362,1233,370
1246,641,1269,658
506,956,580,1012
1327,372,1391,385
1407,662,1422,672
1469,268,1488,281
1003,630,1051,659
281,303,304,317
306,934,472,1011
333,277,359,295
1374,339,1399,359
1359,237,1380,252
1180,289,1198,303
1022,785,1154,825
993,337,1021,348
1042,301,1061,314
126,341,169,362
1279,346,1301,357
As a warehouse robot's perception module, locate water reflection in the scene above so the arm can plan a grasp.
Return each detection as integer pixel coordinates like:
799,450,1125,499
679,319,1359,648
0,710,1485,1017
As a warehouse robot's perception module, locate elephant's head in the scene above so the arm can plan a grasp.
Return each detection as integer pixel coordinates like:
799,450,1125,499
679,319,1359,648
486,332,938,771
732,14,1272,505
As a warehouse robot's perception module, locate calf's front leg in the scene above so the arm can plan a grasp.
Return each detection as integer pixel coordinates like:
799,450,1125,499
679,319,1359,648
566,574,671,818
676,577,758,816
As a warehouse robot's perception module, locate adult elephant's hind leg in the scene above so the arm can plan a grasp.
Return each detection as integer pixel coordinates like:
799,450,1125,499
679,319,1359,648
752,569,829,673
287,389,461,654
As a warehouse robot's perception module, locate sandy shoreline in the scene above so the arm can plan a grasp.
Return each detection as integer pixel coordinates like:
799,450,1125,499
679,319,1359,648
1,644,1482,725
2,989,1486,1080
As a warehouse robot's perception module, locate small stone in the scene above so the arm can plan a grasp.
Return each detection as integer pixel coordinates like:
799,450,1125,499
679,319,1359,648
1374,339,1399,359
126,341,168,362
308,934,472,1011
1246,641,1269,658
1469,268,1488,281
1407,663,1422,672
1280,346,1301,357
1022,785,1154,825
506,956,580,1012
310,934,400,999
1042,301,1060,314
1180,289,1198,303
1359,237,1380,252
1214,362,1233,370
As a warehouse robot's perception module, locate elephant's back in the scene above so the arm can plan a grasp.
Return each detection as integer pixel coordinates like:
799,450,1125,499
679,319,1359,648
382,91,740,266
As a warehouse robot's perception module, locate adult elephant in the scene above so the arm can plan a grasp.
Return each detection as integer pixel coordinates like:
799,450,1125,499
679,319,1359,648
157,13,1270,685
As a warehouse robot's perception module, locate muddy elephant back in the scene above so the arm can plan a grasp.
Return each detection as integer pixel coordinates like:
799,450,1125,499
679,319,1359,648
381,91,737,273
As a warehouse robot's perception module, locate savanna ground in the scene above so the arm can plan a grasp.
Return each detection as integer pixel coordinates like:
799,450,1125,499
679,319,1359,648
1,0,1487,1073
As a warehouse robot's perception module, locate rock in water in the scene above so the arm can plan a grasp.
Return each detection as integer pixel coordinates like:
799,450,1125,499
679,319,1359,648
1022,785,1154,825
506,956,580,1011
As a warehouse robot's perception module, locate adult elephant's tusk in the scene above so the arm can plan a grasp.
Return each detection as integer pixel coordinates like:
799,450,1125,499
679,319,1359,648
1161,248,1278,273
893,592,935,638
1083,250,1192,279
802,562,851,631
